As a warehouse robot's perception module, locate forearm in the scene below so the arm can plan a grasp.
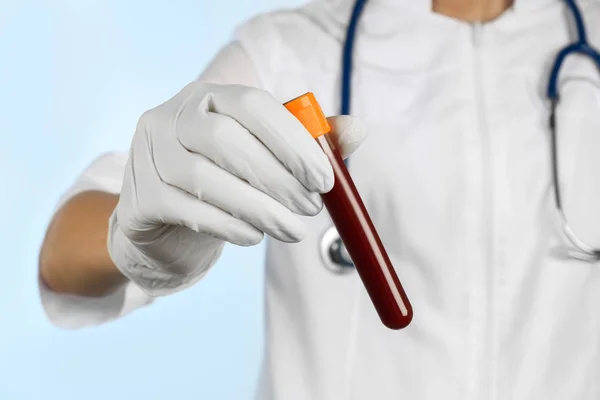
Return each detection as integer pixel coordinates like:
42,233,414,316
39,191,127,297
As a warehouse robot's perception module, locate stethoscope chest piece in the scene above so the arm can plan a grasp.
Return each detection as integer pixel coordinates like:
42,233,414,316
319,225,355,274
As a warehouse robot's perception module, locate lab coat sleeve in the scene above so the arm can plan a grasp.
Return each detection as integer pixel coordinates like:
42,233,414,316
40,40,266,329
39,152,155,329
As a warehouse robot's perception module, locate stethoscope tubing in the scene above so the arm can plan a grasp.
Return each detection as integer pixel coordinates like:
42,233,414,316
322,0,600,270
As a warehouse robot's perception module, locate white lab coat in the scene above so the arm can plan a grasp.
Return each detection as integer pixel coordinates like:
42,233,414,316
40,0,600,398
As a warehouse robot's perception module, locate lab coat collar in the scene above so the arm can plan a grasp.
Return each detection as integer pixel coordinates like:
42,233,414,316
512,0,561,12
354,0,560,14
326,0,563,32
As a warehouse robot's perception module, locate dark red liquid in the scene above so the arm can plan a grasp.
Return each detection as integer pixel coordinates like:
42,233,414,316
317,134,413,330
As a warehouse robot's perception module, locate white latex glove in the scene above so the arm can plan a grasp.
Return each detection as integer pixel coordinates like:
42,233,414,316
108,82,367,296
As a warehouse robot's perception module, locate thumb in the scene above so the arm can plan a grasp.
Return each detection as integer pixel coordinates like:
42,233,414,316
326,115,368,160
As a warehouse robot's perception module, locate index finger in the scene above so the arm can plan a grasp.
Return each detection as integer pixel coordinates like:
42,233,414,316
209,85,334,193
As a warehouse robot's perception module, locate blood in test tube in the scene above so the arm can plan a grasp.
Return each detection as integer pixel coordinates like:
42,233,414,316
284,92,413,330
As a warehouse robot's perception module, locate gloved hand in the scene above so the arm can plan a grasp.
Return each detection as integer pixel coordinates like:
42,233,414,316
108,82,367,296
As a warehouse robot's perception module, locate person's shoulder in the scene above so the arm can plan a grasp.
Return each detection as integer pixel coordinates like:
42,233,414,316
581,0,600,40
231,0,351,88
581,0,600,14
234,0,352,47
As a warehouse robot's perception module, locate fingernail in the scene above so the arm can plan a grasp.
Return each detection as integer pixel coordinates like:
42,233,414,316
270,220,306,243
225,221,262,246
292,193,323,216
319,170,334,193
305,193,323,215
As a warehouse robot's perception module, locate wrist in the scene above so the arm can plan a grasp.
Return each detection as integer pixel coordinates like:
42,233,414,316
107,210,225,297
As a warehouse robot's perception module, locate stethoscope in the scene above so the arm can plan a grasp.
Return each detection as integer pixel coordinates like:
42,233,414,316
320,0,600,273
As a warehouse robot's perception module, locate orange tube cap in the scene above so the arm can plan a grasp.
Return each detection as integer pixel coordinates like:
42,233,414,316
284,92,331,139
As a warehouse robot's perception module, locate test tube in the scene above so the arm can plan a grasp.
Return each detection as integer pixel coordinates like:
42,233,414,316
284,92,413,330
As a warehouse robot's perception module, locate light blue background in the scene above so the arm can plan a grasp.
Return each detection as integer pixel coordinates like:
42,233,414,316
0,1,303,398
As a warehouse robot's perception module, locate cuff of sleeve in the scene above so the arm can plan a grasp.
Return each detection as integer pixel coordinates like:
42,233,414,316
39,275,154,330
39,275,126,330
